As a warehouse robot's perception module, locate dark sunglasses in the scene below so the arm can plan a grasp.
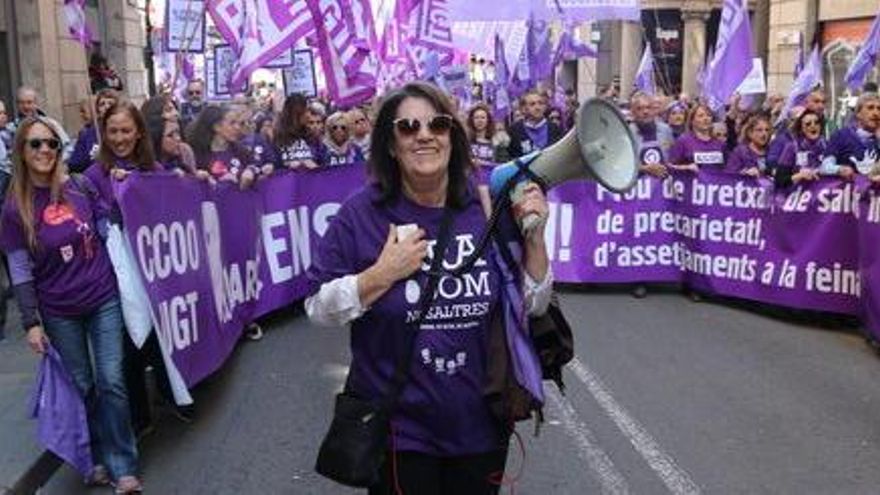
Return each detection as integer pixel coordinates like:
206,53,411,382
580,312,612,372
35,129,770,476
331,124,348,131
803,119,821,127
188,90,202,96
393,114,454,136
27,138,60,151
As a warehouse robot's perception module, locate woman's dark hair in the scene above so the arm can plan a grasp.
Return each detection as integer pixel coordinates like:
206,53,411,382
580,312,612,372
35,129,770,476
187,104,249,168
98,100,155,171
466,103,495,142
791,109,824,140
187,105,228,168
274,94,308,147
369,82,474,209
144,111,169,161
141,95,173,125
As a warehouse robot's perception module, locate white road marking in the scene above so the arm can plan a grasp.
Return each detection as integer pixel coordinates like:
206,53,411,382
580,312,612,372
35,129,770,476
546,388,631,494
570,357,701,495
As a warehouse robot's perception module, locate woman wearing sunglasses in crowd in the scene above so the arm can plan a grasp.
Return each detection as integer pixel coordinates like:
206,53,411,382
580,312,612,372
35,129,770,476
322,111,364,167
668,103,726,172
187,105,259,188
774,110,825,188
0,116,143,493
274,94,325,170
306,82,552,494
724,113,772,177
69,89,119,173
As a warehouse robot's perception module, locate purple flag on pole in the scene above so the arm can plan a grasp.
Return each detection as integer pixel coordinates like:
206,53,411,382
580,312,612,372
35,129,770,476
527,14,553,85
702,0,754,111
493,33,511,120
844,12,880,92
777,44,822,125
306,0,377,107
551,28,597,70
62,0,93,47
634,42,656,95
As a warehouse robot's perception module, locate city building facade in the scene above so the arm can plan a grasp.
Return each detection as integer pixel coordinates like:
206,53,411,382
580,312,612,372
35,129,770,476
0,0,148,131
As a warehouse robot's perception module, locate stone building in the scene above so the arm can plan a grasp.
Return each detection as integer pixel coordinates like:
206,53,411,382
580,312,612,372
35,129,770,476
0,0,149,131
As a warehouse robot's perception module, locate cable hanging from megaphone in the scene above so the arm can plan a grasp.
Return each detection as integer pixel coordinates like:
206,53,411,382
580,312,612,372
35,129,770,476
440,98,639,278
489,98,640,232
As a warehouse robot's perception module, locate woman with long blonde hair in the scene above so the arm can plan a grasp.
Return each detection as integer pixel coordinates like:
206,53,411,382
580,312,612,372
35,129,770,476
0,116,143,493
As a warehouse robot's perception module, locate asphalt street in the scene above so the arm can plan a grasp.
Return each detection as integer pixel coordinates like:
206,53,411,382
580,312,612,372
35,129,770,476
31,289,880,494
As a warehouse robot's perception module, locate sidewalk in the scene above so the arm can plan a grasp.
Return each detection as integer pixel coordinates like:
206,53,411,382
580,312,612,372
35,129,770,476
0,318,43,492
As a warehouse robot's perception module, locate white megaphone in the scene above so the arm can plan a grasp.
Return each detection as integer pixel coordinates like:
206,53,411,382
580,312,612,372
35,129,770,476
489,98,639,231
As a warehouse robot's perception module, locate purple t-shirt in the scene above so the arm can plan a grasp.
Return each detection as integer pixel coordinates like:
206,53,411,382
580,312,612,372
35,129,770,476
84,159,162,205
308,185,504,455
778,137,826,171
0,180,117,317
276,138,321,166
826,125,879,170
724,143,766,174
470,140,496,164
203,149,249,179
323,142,364,167
668,132,726,167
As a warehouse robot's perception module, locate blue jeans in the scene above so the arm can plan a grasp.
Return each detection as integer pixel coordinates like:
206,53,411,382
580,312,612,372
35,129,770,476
43,297,139,479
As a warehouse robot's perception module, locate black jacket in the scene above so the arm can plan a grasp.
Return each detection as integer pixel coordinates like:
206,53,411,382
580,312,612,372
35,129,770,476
507,120,565,158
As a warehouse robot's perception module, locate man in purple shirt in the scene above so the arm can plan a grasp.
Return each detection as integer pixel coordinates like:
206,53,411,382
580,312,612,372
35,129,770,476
820,92,880,179
507,89,564,158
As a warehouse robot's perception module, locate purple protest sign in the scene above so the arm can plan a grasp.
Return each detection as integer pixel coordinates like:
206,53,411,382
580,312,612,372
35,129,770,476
116,164,880,396
255,166,367,316
115,174,226,387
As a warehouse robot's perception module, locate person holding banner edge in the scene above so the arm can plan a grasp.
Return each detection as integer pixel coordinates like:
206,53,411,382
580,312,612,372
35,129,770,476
306,82,552,494
0,116,143,493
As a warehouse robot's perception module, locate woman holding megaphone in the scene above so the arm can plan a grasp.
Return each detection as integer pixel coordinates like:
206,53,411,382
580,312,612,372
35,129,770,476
306,82,553,494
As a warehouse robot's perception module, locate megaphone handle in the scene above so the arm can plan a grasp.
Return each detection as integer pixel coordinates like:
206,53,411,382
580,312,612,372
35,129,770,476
510,181,547,234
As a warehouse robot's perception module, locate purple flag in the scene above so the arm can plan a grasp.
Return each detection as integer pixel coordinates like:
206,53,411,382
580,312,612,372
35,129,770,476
551,28,597,70
634,42,656,96
703,0,754,111
777,44,822,125
492,34,511,120
62,0,93,47
527,14,553,85
306,0,376,107
844,12,880,92
31,346,93,477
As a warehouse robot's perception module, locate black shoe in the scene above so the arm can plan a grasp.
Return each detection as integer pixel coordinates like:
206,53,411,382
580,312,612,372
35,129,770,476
632,285,647,299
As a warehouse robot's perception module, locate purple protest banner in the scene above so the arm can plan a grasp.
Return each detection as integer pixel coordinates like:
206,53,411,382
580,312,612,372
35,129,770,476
858,183,880,339
547,176,680,283
115,173,226,387
116,164,880,396
255,166,367,316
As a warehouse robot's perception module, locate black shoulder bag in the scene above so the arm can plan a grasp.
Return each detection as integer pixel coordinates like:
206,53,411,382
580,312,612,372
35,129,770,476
315,206,456,488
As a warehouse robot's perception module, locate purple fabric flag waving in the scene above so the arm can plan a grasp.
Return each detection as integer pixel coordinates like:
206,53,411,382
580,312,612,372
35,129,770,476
527,14,553,85
793,31,805,76
844,12,880,92
777,44,822,125
551,28,597,70
702,0,754,111
63,0,93,47
634,42,656,95
492,33,511,120
306,0,377,107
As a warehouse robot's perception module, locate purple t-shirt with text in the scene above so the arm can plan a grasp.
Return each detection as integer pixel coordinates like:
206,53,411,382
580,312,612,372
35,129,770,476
308,184,504,456
724,143,766,174
668,132,726,167
0,180,116,317
778,137,826,171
